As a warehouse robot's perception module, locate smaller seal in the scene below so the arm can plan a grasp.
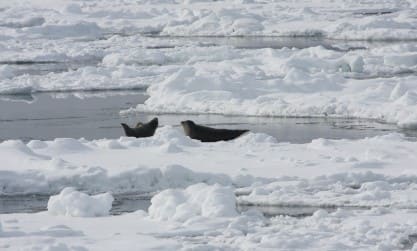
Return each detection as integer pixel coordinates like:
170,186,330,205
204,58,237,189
181,120,249,142
121,117,158,138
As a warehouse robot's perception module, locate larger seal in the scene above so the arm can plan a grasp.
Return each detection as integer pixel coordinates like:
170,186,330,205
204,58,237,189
181,120,249,142
121,117,158,138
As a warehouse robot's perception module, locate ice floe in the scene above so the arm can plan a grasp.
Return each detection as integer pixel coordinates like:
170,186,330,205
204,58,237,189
0,127,416,198
0,0,416,39
1,1,417,249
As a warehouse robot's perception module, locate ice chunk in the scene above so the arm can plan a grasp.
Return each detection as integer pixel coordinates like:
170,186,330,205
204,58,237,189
47,187,113,217
149,183,237,222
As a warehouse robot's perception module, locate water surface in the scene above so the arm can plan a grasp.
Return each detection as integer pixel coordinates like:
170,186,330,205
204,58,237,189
1,92,414,143
0,193,151,215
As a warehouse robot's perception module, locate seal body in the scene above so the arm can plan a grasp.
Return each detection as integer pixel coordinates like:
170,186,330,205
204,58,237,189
181,120,249,142
121,117,158,138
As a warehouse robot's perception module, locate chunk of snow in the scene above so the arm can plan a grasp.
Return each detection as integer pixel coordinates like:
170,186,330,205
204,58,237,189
149,183,238,222
47,187,113,217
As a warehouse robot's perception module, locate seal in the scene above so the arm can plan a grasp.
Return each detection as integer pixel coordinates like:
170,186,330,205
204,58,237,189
121,117,158,138
180,120,249,142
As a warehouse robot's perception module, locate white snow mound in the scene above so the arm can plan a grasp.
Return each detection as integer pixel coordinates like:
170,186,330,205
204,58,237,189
149,183,238,222
47,187,114,217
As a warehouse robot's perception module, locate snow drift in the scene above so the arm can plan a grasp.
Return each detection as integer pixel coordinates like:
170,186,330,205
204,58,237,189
47,187,114,217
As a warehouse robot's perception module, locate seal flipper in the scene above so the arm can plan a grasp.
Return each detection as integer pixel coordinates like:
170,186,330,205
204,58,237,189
226,129,249,140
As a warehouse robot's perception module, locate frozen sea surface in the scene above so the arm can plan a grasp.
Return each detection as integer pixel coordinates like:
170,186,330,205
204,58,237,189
2,1,417,250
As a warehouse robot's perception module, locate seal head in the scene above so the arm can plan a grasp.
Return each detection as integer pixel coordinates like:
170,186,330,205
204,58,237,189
121,117,158,138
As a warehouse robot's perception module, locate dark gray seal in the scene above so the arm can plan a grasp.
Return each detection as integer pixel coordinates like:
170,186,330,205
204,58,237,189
121,117,158,138
181,120,249,142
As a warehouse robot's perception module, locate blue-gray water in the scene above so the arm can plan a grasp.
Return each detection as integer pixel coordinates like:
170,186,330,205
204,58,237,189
0,193,367,218
1,91,415,143
0,194,151,216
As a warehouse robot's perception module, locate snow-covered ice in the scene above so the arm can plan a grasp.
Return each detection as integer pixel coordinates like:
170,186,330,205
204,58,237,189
0,127,416,249
1,127,416,196
47,188,114,217
2,0,417,250
123,44,417,128
2,191,417,250
1,0,416,39
149,183,237,221
0,1,416,127
1,128,417,213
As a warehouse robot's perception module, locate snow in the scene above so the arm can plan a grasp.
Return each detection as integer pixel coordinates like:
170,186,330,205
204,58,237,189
0,0,416,39
123,45,417,128
149,183,237,222
1,0,417,250
1,201,417,250
47,187,114,217
4,38,417,126
3,131,417,249
1,128,417,216
0,0,416,128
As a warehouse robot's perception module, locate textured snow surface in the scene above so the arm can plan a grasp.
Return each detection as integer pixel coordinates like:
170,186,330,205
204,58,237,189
2,199,417,250
149,183,237,221
1,0,416,38
47,187,114,217
2,0,417,250
0,1,417,126
1,127,417,212
1,129,417,249
124,45,417,127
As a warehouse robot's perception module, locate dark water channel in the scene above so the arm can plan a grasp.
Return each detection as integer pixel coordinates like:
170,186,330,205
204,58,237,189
1,91,415,143
142,35,392,51
0,58,102,77
0,193,151,216
0,193,367,218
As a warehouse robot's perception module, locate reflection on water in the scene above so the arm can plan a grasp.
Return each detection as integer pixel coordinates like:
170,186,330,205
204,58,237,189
0,94,35,103
0,195,48,214
0,91,416,143
142,36,375,51
0,193,373,218
0,91,147,142
0,57,102,77
237,204,371,218
0,193,152,215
